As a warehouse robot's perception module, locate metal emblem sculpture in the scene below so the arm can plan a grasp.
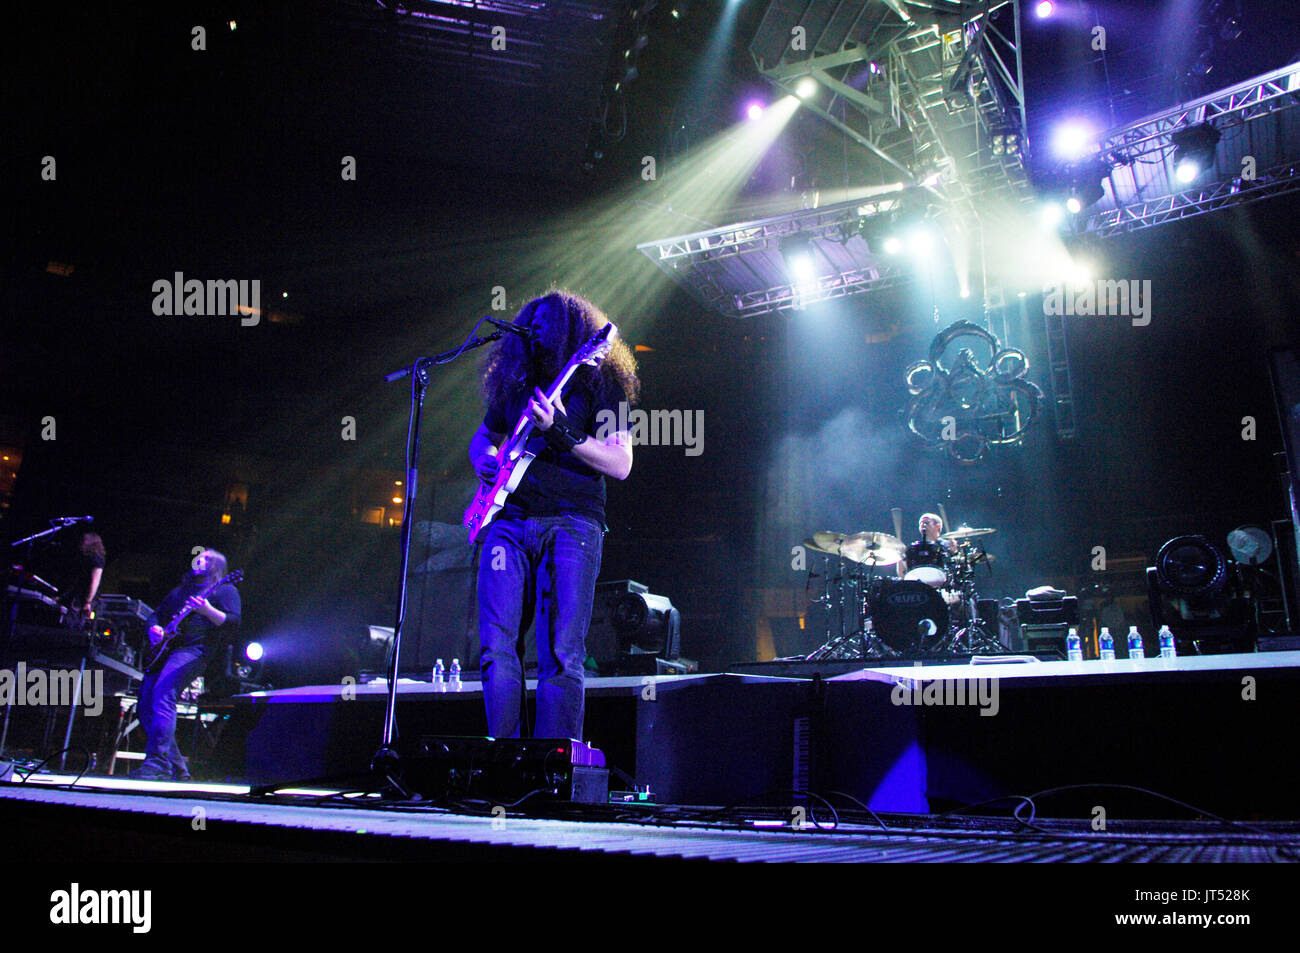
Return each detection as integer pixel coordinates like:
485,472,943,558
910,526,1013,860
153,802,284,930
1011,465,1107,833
904,321,1043,463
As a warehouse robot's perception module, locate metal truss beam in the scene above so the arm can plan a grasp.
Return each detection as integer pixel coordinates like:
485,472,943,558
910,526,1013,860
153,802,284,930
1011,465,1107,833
637,194,912,318
1085,160,1300,238
1079,62,1300,238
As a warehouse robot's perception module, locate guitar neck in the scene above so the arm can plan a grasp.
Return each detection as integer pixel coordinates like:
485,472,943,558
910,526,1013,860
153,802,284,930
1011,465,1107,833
506,362,586,447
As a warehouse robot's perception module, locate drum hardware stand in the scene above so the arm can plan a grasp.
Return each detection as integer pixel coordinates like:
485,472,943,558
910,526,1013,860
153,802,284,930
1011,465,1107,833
939,544,1005,655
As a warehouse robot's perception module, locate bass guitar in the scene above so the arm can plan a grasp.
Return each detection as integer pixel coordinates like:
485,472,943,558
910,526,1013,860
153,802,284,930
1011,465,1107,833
463,323,616,543
141,570,244,675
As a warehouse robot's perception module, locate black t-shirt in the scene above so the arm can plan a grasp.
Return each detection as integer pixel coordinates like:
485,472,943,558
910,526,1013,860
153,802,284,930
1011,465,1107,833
905,540,951,570
59,550,105,606
483,376,618,523
147,578,242,650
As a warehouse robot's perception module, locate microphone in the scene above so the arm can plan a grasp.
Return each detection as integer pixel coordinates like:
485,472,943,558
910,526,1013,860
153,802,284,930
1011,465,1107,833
485,317,534,340
52,516,94,525
917,618,937,639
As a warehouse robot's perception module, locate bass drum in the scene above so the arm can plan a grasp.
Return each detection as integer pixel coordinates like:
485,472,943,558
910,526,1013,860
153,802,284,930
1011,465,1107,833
903,565,948,588
873,580,949,652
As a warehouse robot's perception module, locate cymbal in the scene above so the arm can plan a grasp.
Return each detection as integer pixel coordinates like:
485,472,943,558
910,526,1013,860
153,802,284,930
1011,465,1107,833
805,531,905,565
942,526,996,540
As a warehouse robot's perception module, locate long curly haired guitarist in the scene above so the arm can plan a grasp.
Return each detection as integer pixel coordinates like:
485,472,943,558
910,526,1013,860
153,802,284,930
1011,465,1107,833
468,290,639,741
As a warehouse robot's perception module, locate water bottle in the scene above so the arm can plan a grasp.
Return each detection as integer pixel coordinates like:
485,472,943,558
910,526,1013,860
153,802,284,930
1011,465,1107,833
1065,626,1083,662
433,658,446,692
1099,627,1115,661
449,658,462,692
1127,625,1145,660
1158,625,1177,659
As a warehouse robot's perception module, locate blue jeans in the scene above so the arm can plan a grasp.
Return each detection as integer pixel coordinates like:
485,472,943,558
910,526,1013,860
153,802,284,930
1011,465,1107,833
137,643,208,774
477,513,604,740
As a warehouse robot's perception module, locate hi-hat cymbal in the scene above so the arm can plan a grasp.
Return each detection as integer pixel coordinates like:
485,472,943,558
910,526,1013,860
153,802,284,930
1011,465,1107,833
805,530,905,565
942,526,996,540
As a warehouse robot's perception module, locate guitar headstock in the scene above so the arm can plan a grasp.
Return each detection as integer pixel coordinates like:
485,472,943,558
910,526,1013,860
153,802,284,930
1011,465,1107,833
218,570,244,588
574,323,616,368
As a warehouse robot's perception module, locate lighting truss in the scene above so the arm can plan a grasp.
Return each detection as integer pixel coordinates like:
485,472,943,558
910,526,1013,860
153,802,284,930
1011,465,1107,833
636,194,912,318
1079,62,1300,238
749,0,1033,216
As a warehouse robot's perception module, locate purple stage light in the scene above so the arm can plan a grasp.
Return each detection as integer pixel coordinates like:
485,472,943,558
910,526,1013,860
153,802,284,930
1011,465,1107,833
1035,1,1055,18
746,102,765,121
1052,120,1094,160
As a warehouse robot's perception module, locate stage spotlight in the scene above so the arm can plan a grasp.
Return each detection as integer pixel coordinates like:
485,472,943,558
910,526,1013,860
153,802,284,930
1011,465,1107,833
779,235,818,284
796,77,817,99
991,132,1021,157
1172,123,1221,184
1065,161,1107,213
1147,535,1254,654
613,592,681,656
908,227,935,255
746,102,765,121
883,236,903,255
1041,202,1065,227
245,641,264,662
1052,121,1094,160
1035,1,1054,18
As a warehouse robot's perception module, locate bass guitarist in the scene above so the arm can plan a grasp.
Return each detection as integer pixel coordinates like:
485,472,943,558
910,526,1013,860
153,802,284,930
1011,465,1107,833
131,548,241,781
467,291,639,741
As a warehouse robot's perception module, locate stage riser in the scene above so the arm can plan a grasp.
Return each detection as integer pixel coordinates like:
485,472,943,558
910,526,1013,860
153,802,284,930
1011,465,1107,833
227,692,639,789
219,665,1300,818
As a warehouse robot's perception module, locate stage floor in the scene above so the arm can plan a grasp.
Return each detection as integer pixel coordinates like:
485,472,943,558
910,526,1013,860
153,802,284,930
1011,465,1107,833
1,773,1295,862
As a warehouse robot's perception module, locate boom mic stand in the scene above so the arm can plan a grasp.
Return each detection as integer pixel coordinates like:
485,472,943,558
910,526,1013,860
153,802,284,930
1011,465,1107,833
247,318,503,799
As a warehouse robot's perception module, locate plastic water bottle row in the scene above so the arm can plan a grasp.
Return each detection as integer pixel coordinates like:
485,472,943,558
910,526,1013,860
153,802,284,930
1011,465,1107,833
1066,625,1177,662
431,658,463,691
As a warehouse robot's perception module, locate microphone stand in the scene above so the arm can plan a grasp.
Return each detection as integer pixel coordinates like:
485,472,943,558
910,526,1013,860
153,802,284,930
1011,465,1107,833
247,320,510,799
372,324,502,797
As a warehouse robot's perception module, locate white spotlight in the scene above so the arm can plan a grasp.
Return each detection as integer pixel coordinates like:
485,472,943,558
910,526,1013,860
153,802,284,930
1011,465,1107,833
796,77,817,100
1053,121,1094,160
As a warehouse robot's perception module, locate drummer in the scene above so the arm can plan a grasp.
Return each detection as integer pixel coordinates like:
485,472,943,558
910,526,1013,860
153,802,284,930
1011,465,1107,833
897,513,956,579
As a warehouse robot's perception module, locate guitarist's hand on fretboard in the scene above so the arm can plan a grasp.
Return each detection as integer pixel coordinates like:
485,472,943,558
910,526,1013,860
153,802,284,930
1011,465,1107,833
528,387,565,430
148,624,165,646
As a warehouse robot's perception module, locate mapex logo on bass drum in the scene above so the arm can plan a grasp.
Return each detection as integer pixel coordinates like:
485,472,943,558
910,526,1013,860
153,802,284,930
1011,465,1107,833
886,592,930,606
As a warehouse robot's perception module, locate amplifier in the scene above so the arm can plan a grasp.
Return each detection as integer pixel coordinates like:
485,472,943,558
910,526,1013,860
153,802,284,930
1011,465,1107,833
1021,624,1068,659
96,594,154,622
1014,596,1079,626
402,736,609,805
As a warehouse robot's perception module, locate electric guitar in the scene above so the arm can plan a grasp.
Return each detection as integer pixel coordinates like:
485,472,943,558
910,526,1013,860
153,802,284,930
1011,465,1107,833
141,570,243,675
463,323,616,544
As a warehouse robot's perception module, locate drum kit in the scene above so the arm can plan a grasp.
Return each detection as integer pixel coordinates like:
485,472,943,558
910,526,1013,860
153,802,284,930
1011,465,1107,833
802,525,1004,660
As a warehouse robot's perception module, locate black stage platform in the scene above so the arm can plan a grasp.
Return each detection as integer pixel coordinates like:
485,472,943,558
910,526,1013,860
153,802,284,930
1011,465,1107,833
196,650,1300,820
